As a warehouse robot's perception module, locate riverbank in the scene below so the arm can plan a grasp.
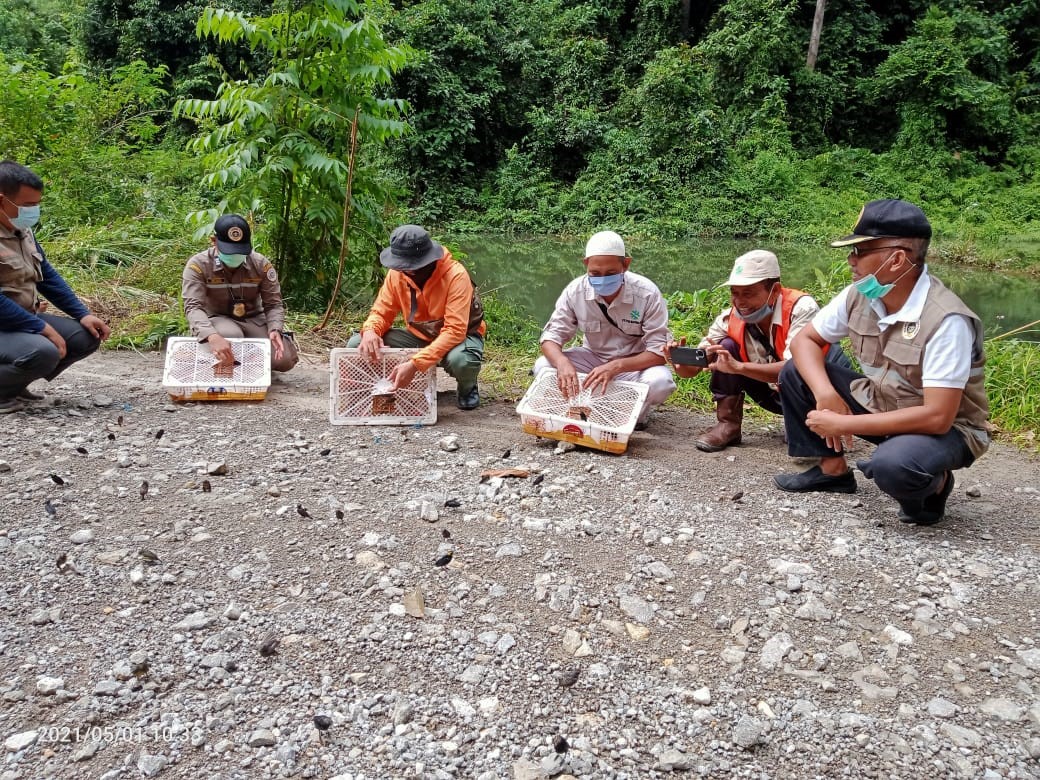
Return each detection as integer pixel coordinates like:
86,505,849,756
0,351,1038,779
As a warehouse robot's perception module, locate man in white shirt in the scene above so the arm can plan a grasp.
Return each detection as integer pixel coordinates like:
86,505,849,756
773,200,990,526
535,230,676,426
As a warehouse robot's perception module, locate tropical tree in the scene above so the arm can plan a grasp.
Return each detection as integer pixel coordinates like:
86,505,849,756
174,0,411,308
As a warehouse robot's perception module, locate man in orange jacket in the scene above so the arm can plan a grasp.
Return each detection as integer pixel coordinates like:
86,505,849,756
348,225,485,410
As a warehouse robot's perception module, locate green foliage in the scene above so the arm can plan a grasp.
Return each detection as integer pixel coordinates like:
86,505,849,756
984,338,1040,447
174,0,412,308
0,0,81,73
870,7,1019,162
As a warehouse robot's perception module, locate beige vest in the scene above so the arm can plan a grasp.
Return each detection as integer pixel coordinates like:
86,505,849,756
0,226,43,312
846,275,990,458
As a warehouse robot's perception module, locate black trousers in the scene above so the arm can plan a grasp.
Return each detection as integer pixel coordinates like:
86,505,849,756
0,314,101,399
778,360,976,504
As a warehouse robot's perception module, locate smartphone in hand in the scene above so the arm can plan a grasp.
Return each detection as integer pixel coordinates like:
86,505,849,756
669,346,710,367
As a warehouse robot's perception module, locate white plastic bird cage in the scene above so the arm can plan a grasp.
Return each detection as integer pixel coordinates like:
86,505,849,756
163,337,272,402
516,369,648,454
329,348,437,426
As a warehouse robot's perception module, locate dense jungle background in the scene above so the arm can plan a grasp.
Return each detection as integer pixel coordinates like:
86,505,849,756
1,0,1038,438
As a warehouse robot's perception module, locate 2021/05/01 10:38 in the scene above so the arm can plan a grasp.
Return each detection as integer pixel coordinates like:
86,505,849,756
39,724,205,744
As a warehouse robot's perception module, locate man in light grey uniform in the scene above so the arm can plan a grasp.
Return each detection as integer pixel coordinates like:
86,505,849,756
535,230,676,426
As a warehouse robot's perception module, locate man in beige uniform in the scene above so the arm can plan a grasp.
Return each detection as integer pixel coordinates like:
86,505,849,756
181,215,298,372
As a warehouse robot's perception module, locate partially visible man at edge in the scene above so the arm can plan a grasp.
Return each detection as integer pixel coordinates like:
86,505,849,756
0,160,110,413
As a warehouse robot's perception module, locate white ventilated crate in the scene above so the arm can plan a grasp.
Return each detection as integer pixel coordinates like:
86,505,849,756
517,368,648,454
329,348,437,426
163,337,271,402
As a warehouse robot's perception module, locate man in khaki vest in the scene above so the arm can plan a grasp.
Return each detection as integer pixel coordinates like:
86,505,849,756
773,200,989,526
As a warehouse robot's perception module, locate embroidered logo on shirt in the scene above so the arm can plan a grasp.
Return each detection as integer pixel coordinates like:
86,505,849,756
902,321,920,339
629,309,641,320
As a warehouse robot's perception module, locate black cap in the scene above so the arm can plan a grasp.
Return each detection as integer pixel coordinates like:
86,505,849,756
831,199,932,247
379,225,443,271
214,214,252,254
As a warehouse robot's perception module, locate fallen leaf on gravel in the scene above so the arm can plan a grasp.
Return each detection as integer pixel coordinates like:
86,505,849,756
258,633,280,657
625,623,651,641
532,474,544,486
403,587,425,618
731,490,744,502
50,474,65,486
556,667,580,688
480,469,530,480
553,735,569,754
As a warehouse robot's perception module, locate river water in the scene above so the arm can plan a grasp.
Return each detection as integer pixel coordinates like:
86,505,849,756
455,235,1040,341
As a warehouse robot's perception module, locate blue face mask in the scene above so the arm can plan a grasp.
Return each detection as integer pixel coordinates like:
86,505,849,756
10,204,40,231
218,251,248,268
852,255,914,300
588,272,624,297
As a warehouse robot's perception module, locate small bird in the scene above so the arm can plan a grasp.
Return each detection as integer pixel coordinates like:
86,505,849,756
335,509,344,520
44,500,57,518
319,448,331,457
501,448,511,459
117,415,124,426
730,490,744,502
56,552,67,570
139,548,160,564
202,480,212,493
434,552,453,567
313,715,333,732
107,433,115,441
532,474,545,486
139,481,149,500
553,735,569,754
556,667,580,688
75,446,87,455
258,633,280,657
297,504,311,519
441,528,451,539
154,429,164,440
444,498,461,508
49,474,65,486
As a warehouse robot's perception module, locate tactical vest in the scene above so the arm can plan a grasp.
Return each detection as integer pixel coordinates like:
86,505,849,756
846,275,990,457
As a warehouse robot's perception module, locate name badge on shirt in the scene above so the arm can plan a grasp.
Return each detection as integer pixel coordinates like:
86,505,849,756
233,303,246,318
902,321,919,339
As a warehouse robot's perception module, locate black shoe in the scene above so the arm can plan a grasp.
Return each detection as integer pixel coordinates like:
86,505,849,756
17,387,45,401
457,385,480,411
774,465,857,494
898,471,953,526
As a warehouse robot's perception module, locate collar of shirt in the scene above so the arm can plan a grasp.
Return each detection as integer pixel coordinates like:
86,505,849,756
868,264,931,331
581,272,632,304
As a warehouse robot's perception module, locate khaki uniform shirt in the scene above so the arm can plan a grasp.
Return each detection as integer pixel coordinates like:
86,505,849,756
540,271,671,360
182,249,286,340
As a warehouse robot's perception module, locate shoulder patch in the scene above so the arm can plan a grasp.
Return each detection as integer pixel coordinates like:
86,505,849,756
267,267,278,282
188,262,203,275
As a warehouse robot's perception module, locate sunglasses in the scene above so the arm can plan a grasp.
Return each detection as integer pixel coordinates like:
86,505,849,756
848,244,912,258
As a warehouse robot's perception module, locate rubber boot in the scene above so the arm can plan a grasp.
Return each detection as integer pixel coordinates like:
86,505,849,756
695,394,744,452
